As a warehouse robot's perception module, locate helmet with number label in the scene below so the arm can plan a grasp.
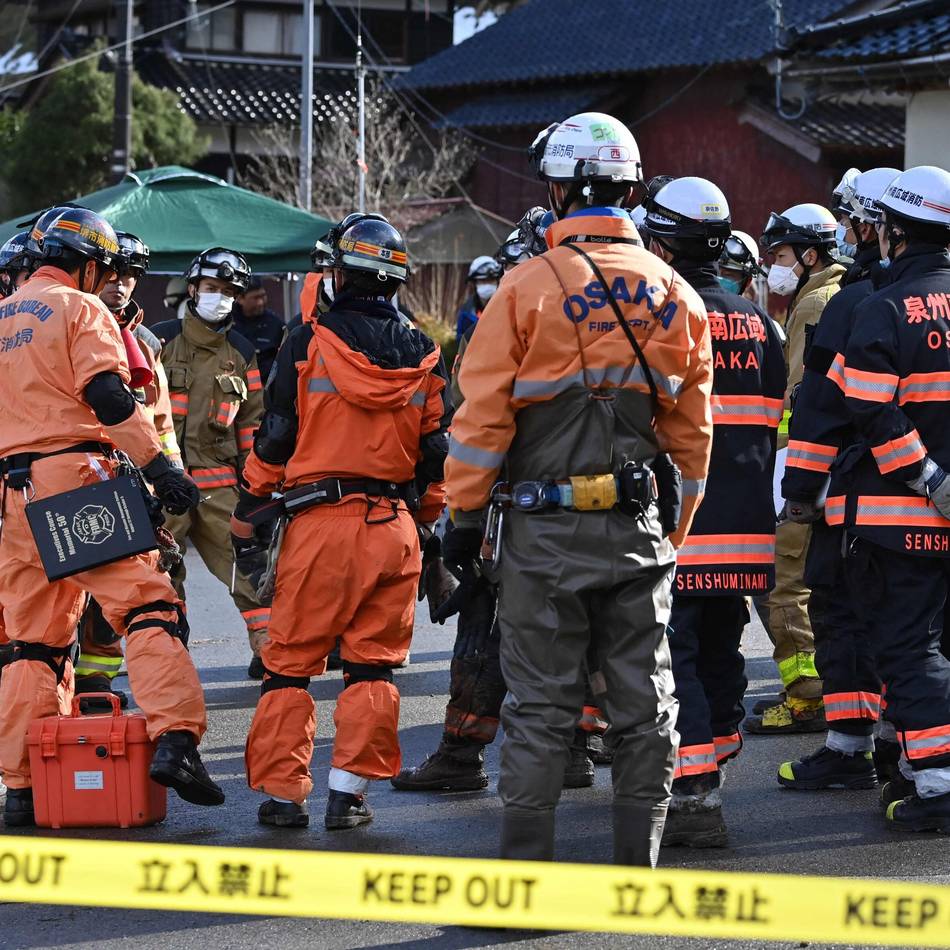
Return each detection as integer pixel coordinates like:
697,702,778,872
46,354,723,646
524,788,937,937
837,167,901,224
42,207,120,268
332,216,409,289
876,166,950,229
642,177,731,261
530,112,642,185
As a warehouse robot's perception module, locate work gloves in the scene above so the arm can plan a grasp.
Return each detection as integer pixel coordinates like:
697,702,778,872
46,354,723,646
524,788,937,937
908,457,950,521
230,486,281,590
430,524,484,624
782,497,823,524
142,453,200,515
417,526,459,624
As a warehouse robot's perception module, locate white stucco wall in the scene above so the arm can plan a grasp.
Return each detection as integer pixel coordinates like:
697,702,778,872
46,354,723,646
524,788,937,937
905,90,950,171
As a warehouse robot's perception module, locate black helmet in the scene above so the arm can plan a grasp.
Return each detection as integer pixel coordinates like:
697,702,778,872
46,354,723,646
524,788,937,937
26,205,76,261
185,247,250,291
310,231,335,271
0,231,32,275
332,215,409,284
115,231,149,278
42,208,120,268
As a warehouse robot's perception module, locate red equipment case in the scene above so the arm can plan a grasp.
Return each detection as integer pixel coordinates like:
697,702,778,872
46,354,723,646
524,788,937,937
27,693,167,828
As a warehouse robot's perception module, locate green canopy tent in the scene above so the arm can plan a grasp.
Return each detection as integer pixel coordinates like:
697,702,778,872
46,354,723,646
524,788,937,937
0,166,332,274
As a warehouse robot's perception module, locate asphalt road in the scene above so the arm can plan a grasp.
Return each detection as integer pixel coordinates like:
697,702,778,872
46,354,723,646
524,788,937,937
1,551,947,950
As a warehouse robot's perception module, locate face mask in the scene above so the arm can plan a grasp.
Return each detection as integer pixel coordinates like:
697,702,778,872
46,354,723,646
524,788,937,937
194,291,233,324
475,282,498,304
766,263,801,296
717,276,743,295
835,223,856,259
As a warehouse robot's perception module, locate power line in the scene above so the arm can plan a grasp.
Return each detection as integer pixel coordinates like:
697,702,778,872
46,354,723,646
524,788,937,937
0,0,238,94
34,0,83,64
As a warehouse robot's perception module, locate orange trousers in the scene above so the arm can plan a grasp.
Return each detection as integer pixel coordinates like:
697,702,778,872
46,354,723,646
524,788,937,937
0,454,208,789
245,499,419,803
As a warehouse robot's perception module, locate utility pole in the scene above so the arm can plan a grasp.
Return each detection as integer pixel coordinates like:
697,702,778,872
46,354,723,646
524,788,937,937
110,0,133,183
356,7,366,213
300,0,315,211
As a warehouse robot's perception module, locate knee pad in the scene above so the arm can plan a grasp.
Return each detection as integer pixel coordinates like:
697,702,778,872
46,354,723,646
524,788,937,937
10,641,73,684
124,600,189,646
341,661,394,689
261,671,311,695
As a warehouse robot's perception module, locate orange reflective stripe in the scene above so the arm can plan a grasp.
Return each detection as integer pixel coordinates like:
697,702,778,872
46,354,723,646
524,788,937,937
190,466,237,489
238,426,255,451
673,743,717,778
677,533,775,566
898,371,950,404
786,439,837,473
843,365,898,403
854,495,950,528
170,393,189,417
247,368,263,392
823,691,881,722
241,607,271,632
710,394,783,427
871,429,926,474
214,403,238,427
899,724,950,760
713,733,741,762
826,353,846,392
824,495,845,525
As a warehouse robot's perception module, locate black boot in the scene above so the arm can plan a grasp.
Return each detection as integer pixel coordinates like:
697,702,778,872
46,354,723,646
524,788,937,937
777,746,877,790
587,732,613,765
614,801,667,867
149,731,225,806
258,798,309,828
880,775,916,809
886,791,950,833
74,674,128,712
3,787,35,828
391,745,488,792
247,656,265,681
872,738,902,783
326,640,343,671
562,729,595,788
500,809,555,861
325,790,373,830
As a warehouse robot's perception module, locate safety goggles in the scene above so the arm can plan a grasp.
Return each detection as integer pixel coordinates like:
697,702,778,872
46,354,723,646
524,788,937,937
497,238,529,266
722,234,763,273
198,249,250,286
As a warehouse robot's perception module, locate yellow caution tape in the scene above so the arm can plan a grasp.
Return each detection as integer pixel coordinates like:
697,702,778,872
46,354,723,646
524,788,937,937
0,835,948,946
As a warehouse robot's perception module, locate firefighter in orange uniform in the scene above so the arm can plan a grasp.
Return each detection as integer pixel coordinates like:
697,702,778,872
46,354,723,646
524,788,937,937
0,208,223,826
446,113,713,866
235,216,447,830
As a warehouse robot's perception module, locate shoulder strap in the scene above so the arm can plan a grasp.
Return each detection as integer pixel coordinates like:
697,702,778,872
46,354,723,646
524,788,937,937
562,242,659,411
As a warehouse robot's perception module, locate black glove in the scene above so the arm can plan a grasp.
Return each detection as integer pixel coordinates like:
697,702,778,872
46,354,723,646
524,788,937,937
417,531,460,625
142,453,200,515
230,487,280,587
782,498,823,524
440,524,482,577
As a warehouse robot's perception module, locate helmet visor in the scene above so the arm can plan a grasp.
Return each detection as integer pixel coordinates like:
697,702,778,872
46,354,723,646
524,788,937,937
200,249,249,287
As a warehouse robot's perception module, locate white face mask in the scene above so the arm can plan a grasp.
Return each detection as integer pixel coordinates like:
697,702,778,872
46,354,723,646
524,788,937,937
766,263,801,296
835,223,857,260
194,291,233,324
475,281,498,304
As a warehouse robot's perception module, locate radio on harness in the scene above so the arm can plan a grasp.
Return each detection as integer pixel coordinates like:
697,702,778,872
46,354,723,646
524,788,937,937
26,474,158,581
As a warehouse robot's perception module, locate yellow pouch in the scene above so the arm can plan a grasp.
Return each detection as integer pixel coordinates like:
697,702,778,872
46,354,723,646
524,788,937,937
569,474,617,511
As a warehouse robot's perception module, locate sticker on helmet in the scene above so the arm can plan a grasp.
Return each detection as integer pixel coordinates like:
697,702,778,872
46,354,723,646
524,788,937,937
596,146,629,162
590,122,619,142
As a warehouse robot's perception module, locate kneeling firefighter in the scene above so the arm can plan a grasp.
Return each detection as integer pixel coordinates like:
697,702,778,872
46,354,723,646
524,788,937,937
0,208,223,825
235,215,448,830
642,178,786,847
446,112,714,866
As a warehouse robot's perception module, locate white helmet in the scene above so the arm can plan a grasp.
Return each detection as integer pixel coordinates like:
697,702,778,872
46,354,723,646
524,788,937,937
832,167,861,217
529,112,642,185
877,165,950,229
838,167,902,223
467,255,503,281
629,205,647,228
761,203,837,251
642,177,731,260
720,230,764,278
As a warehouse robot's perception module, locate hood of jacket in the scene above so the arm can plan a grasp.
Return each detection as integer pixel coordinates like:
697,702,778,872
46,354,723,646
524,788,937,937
315,295,439,410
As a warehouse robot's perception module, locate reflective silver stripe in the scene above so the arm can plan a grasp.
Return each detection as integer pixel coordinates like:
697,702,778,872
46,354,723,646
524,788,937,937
307,377,338,394
676,751,717,768
873,440,923,470
857,503,946,521
682,478,705,497
899,379,950,400
410,390,427,407
823,699,878,715
902,733,950,752
512,364,681,401
448,435,505,470
678,542,775,556
843,373,897,398
714,740,740,759
787,448,833,465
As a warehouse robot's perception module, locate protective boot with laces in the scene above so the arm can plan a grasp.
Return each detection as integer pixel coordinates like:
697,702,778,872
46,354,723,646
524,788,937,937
662,772,727,848
880,774,916,809
777,746,876,790
886,790,950,834
258,798,309,828
325,789,373,830
149,731,225,806
391,740,488,792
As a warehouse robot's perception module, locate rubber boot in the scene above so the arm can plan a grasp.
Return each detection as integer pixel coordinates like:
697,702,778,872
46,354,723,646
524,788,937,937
3,787,35,828
743,696,826,735
886,791,950,834
613,801,666,867
325,790,373,830
74,673,128,712
563,729,595,788
500,809,555,861
149,731,225,806
391,736,488,792
662,774,727,849
258,798,309,828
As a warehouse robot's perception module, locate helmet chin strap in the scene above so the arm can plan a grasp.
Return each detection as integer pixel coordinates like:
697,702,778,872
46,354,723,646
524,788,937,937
790,246,814,295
